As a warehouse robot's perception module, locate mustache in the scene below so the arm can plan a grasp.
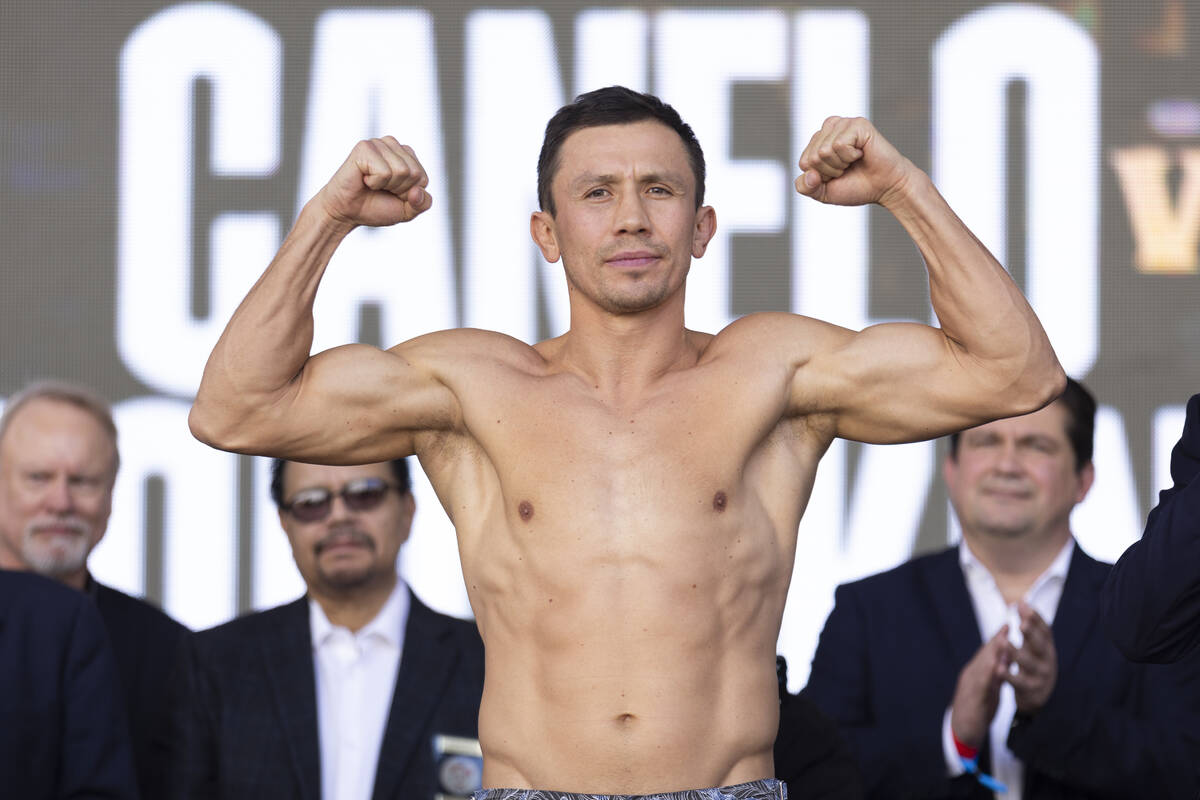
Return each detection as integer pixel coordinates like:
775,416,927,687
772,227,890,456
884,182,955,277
28,517,90,537
314,528,375,555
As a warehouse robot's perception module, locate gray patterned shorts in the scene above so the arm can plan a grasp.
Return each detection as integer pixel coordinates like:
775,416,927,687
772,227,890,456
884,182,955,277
471,779,787,800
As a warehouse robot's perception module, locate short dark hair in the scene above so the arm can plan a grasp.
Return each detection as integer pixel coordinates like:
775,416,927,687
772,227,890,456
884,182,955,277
537,86,706,216
269,457,412,507
948,377,1097,471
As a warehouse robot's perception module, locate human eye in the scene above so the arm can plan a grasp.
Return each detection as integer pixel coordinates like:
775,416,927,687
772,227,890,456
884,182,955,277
68,474,105,494
965,433,999,449
23,470,52,485
289,488,330,510
646,185,671,196
585,186,611,199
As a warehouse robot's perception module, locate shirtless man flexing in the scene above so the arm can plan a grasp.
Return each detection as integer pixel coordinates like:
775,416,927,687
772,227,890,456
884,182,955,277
190,87,1064,799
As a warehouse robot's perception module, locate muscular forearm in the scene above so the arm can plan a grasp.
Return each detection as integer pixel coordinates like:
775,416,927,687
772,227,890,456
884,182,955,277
190,199,354,450
883,172,1064,412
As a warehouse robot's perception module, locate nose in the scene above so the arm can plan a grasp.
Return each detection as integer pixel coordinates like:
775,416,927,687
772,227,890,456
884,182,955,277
324,492,356,524
992,440,1024,474
614,190,651,235
44,476,75,514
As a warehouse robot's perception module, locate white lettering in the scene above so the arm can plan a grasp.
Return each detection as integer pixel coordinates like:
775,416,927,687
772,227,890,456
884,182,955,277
933,3,1099,377
655,9,789,334
462,10,567,340
118,4,280,395
299,9,456,355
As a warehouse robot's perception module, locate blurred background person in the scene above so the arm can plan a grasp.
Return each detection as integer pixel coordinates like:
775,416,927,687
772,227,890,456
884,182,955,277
773,655,863,800
0,381,187,799
804,378,1200,799
1103,391,1200,663
0,568,138,799
168,457,484,800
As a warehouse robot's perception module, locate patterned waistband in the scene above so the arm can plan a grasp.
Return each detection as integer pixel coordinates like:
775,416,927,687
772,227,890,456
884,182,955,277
471,778,787,800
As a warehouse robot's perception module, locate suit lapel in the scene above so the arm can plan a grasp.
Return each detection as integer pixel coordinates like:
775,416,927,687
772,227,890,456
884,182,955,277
372,591,459,800
1050,546,1102,679
924,548,984,669
260,598,321,800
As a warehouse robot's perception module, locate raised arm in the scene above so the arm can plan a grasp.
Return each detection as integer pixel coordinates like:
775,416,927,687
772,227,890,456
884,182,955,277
791,116,1065,444
189,137,459,463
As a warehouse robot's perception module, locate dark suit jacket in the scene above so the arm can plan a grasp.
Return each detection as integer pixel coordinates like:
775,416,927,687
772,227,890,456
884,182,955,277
0,569,139,799
774,657,864,800
1103,392,1200,663
91,578,188,800
168,588,485,800
803,546,1200,800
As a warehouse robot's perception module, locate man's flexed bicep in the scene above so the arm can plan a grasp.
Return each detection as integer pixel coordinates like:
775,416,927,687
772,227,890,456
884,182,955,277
190,136,449,462
792,317,1049,445
790,115,1065,443
191,332,463,464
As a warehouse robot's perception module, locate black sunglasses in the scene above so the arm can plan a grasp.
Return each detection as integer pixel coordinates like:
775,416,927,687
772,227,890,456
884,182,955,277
281,477,398,523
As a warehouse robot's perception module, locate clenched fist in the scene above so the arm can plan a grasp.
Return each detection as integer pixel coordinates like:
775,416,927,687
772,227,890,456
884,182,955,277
317,136,434,228
794,116,917,208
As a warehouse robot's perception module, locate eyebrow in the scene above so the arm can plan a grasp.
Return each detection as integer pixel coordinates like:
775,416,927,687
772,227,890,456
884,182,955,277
569,171,689,190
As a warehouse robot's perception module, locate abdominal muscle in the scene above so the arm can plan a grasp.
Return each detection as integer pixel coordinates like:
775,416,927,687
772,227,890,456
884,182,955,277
467,508,790,795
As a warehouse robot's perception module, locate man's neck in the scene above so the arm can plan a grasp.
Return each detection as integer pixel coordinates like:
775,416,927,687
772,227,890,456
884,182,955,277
0,549,89,592
553,293,698,401
311,573,398,633
963,529,1071,604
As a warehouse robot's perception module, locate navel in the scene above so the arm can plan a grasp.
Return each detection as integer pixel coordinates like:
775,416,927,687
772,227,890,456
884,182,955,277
712,490,727,512
518,500,534,521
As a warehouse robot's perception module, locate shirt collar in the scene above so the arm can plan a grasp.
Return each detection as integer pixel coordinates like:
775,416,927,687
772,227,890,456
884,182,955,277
309,576,410,650
958,537,1075,600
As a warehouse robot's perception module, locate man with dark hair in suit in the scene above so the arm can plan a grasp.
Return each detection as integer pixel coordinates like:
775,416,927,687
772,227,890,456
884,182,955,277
0,567,139,799
1102,392,1200,663
0,381,187,799
169,457,484,800
804,378,1200,799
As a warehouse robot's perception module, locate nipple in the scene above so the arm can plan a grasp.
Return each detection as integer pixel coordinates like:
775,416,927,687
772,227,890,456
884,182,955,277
518,500,534,521
712,491,727,512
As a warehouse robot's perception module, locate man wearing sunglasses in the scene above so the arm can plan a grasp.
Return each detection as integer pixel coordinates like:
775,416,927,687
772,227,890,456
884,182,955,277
168,458,485,800
191,87,1065,799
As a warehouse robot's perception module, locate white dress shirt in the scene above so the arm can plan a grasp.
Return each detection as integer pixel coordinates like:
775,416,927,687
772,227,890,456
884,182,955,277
941,538,1074,799
310,579,410,800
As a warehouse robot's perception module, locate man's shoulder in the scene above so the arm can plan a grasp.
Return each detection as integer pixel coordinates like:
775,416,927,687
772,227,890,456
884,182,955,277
840,546,950,592
0,568,88,622
710,311,847,355
92,581,188,638
196,596,308,644
403,326,545,373
836,548,958,598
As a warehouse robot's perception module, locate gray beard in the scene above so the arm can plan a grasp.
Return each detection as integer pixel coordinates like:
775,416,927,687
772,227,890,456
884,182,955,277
23,529,91,578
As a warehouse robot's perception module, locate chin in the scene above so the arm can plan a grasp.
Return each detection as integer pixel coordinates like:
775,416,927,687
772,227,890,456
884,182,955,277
320,569,378,591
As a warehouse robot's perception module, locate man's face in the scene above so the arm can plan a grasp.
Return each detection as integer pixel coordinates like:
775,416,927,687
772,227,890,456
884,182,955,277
943,401,1094,544
530,120,717,315
0,398,116,582
278,461,414,596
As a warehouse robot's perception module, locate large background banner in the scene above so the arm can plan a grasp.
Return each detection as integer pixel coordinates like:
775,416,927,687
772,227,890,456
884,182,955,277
3,0,1198,687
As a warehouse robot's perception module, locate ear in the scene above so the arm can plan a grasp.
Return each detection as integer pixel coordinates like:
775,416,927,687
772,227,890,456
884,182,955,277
398,492,416,544
942,453,958,493
691,205,717,258
530,211,561,263
1074,461,1096,504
